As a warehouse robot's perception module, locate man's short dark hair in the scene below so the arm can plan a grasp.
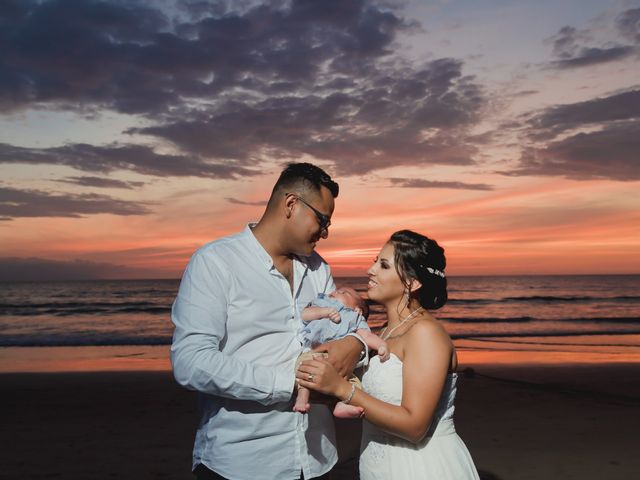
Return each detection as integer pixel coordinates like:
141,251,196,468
272,163,339,199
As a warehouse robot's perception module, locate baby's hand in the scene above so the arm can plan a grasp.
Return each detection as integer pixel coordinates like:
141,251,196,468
377,343,390,363
326,308,341,323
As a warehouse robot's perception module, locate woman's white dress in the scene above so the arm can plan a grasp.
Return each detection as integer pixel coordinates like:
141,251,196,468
359,354,480,479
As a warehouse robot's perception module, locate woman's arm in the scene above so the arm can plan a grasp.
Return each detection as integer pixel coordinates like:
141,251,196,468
298,320,452,443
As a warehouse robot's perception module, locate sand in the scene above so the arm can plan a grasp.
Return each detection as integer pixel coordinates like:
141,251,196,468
2,361,639,480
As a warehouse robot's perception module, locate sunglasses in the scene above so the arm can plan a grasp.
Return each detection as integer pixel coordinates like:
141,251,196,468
287,193,331,231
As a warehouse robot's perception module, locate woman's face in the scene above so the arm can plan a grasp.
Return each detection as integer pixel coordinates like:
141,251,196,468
367,242,406,304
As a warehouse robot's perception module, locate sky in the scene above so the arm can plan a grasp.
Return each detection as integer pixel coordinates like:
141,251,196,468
0,0,639,281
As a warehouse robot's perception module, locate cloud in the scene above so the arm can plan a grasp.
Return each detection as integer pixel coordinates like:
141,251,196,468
528,89,640,140
0,257,159,282
225,197,268,206
0,0,172,114
1,0,487,176
389,178,493,190
505,88,640,181
0,142,260,179
546,8,640,69
0,0,412,114
550,45,637,69
0,186,152,220
506,121,640,181
57,176,145,189
616,8,640,44
134,55,486,175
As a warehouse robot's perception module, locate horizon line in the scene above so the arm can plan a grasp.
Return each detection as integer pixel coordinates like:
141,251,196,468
2,272,640,284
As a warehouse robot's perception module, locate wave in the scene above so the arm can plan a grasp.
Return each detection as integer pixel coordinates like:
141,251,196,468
0,334,172,347
0,301,171,316
450,330,640,340
441,316,534,323
441,316,640,323
3,329,640,347
448,295,640,305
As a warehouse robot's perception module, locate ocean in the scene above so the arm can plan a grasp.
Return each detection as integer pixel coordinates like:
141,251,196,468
1,275,639,354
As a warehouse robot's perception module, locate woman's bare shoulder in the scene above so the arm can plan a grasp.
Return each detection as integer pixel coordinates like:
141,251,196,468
408,315,452,348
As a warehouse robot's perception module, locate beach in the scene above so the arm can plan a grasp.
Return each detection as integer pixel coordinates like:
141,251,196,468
2,346,639,480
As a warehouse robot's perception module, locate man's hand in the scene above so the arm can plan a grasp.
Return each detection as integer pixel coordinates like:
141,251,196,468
312,336,362,378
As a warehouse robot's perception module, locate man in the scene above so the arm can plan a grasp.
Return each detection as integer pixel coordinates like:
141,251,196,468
171,163,366,480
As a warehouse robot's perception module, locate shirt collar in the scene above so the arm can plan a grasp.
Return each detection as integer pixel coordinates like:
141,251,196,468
243,223,274,269
243,223,311,276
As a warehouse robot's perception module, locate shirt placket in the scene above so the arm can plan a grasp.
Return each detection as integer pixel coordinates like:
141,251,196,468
292,259,313,479
267,259,310,477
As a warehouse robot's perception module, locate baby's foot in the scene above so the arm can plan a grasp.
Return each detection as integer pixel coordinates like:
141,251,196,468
378,344,390,363
333,401,364,419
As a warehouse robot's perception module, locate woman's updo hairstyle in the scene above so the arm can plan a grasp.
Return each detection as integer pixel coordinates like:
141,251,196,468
389,230,447,310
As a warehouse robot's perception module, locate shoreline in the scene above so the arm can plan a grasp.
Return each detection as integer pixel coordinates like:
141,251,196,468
2,333,640,373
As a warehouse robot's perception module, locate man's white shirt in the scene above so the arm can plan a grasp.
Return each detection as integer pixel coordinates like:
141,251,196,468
171,224,338,480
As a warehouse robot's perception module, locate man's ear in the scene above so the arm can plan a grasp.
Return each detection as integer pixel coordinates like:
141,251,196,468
284,193,296,218
409,278,422,293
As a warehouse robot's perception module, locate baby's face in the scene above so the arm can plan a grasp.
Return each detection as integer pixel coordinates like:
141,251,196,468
329,287,362,310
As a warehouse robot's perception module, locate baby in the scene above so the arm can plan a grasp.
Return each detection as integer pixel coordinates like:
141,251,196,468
294,286,389,417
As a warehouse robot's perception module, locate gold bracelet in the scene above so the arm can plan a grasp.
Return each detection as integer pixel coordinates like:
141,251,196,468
343,383,356,404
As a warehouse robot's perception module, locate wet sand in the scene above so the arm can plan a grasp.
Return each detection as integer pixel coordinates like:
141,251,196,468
2,360,639,479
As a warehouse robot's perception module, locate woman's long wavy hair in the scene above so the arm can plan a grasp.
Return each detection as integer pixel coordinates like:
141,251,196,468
389,230,448,310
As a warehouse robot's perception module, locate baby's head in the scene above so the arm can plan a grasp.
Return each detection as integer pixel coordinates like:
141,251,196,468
329,287,369,318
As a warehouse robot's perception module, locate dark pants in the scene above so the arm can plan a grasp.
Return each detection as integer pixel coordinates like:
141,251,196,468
194,464,331,480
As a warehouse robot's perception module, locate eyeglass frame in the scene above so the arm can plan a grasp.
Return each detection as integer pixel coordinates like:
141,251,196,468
285,192,332,231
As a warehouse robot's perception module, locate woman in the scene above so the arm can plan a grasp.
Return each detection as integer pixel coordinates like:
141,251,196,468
297,230,479,479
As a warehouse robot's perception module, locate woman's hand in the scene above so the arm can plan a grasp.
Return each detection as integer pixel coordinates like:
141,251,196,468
296,358,352,401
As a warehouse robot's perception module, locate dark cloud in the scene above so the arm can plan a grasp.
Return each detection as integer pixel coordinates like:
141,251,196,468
549,26,581,58
0,0,409,114
528,89,640,140
1,0,487,176
390,178,493,190
0,142,260,179
134,57,485,175
550,45,637,69
57,176,145,189
506,88,640,181
0,257,159,282
506,121,640,181
225,197,268,206
616,8,640,44
546,10,640,69
0,186,152,220
512,90,539,97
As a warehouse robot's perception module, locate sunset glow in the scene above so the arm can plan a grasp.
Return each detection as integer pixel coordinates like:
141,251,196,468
1,0,639,281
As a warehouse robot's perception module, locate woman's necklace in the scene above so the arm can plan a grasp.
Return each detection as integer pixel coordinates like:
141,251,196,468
380,307,424,341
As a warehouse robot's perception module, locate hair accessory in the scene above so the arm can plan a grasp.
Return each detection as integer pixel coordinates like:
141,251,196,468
420,264,445,278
